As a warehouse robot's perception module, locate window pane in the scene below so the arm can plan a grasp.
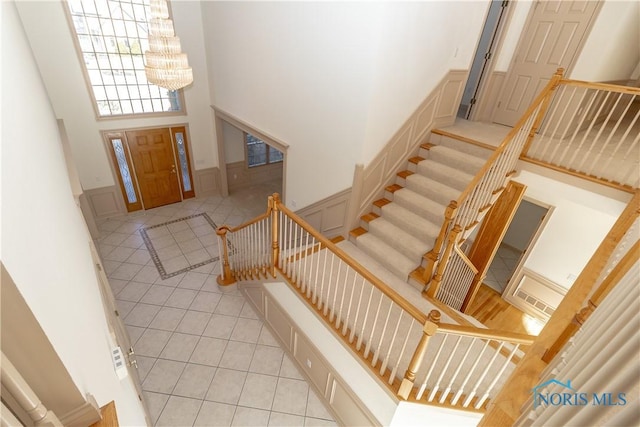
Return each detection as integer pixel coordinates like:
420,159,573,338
66,0,183,117
246,134,267,167
269,146,284,163
111,139,137,204
175,132,192,192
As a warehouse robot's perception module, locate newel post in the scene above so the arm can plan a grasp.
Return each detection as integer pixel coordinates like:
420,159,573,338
521,67,565,157
216,226,236,286
426,224,462,299
423,201,458,284
270,193,280,278
398,310,441,400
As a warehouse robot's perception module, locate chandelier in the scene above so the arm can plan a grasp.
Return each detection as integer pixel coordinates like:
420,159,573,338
144,0,193,91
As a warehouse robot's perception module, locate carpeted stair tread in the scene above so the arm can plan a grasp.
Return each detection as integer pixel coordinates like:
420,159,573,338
405,173,461,206
367,217,431,261
380,203,440,243
429,145,486,175
393,188,446,225
354,233,417,280
416,159,475,191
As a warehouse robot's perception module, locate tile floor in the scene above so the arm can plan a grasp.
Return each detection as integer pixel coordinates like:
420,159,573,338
484,244,523,293
96,181,337,426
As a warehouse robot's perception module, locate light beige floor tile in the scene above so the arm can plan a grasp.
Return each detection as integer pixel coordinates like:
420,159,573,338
218,341,255,371
205,368,247,405
231,407,270,427
257,327,280,347
173,363,216,399
149,306,186,331
155,395,201,427
189,291,222,313
135,355,155,383
132,265,161,284
165,288,198,309
178,271,209,290
139,284,174,306
269,411,306,427
142,359,185,394
176,310,212,335
249,345,284,376
124,303,161,327
272,377,309,416
279,354,305,380
160,332,200,362
126,248,151,265
135,328,172,357
238,373,278,411
115,299,136,318
125,324,145,345
305,388,333,420
304,417,338,426
142,391,169,426
103,246,136,262
110,262,144,280
189,336,227,366
230,318,263,344
203,314,238,339
214,294,246,316
194,401,236,427
118,281,152,302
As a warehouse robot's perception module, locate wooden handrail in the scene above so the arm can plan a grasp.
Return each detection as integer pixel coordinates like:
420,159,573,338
453,245,478,275
542,239,640,363
455,69,564,205
276,199,429,324
559,78,640,95
437,323,535,345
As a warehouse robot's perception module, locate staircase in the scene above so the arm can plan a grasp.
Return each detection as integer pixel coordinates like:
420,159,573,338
349,132,492,286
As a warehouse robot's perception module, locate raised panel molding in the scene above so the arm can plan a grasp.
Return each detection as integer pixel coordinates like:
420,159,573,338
352,69,470,221
85,185,126,219
194,167,220,198
295,188,351,239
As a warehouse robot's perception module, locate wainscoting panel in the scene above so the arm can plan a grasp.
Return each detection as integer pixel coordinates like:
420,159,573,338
296,188,351,239
194,167,220,198
435,72,467,121
226,161,283,192
85,185,126,219
352,69,469,221
504,267,566,320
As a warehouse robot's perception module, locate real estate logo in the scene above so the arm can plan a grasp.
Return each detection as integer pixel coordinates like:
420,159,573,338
532,379,627,409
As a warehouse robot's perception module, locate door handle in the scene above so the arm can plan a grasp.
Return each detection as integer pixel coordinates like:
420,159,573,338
170,165,177,174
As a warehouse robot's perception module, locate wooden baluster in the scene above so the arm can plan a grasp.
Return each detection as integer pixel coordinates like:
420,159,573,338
270,194,280,278
398,310,441,400
216,226,236,286
426,225,462,299
542,239,640,363
423,201,457,284
521,67,565,158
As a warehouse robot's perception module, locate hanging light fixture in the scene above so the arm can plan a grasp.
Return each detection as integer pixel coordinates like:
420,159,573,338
144,0,193,91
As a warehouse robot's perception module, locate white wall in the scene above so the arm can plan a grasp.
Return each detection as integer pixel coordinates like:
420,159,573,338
570,0,640,81
1,2,146,424
514,170,628,289
201,1,489,209
16,0,216,191
222,121,245,163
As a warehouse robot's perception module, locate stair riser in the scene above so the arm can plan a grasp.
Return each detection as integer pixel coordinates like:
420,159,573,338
429,151,484,176
381,208,438,244
393,196,445,225
405,179,457,206
416,163,471,192
436,134,494,159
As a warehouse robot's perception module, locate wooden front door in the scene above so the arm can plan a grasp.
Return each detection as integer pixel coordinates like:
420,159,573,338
493,1,600,126
126,128,182,209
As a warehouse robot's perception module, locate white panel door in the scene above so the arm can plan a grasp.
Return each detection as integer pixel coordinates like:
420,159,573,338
493,1,600,126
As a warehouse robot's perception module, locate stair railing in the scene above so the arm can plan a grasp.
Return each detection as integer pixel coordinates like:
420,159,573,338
425,69,566,304
216,193,536,412
521,79,640,190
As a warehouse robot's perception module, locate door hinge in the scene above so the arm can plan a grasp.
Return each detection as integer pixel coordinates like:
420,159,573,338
484,52,492,60
115,309,120,317
470,98,477,105
502,0,509,7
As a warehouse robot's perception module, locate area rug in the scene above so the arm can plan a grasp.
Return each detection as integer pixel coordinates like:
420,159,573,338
140,213,220,279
